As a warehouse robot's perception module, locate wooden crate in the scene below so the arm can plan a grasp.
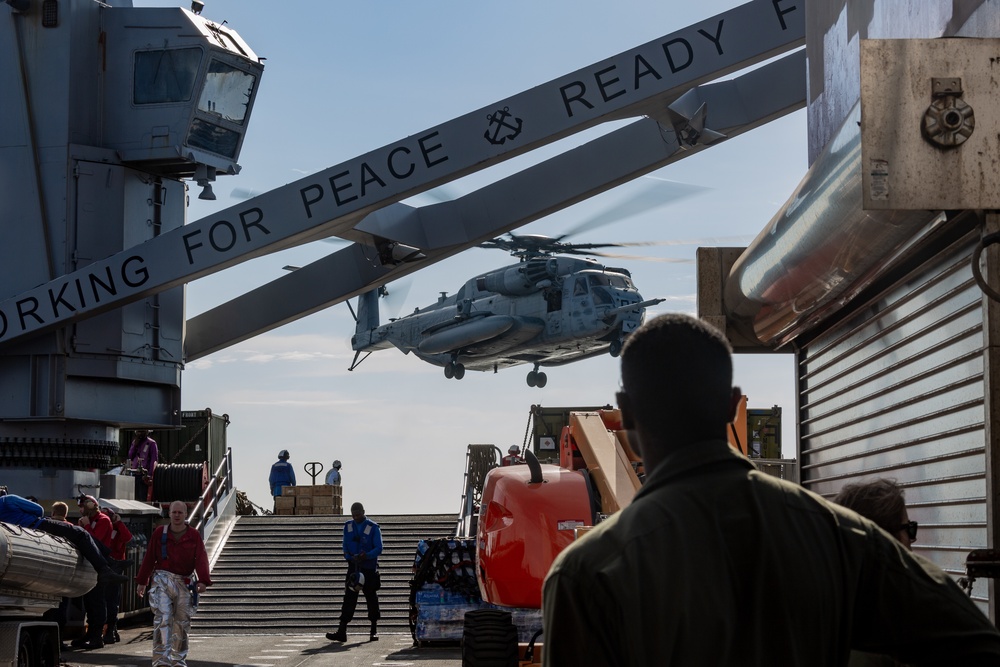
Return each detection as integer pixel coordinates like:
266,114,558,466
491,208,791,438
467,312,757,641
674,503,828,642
294,507,313,515
274,508,294,515
274,496,295,510
297,496,313,508
281,485,298,496
313,485,334,496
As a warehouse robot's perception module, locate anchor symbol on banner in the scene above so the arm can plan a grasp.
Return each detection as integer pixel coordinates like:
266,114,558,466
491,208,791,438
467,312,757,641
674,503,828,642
484,106,523,145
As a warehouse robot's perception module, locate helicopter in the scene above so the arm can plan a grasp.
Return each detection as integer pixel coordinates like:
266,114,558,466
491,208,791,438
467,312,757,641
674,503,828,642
347,232,673,387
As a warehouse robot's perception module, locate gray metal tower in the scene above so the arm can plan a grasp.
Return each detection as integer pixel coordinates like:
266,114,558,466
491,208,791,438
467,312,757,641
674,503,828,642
0,0,262,496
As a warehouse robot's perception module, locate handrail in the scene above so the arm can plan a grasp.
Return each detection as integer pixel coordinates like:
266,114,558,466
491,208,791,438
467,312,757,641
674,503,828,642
189,447,233,538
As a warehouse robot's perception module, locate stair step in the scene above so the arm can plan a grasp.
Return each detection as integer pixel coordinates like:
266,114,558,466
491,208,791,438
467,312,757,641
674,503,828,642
192,513,458,634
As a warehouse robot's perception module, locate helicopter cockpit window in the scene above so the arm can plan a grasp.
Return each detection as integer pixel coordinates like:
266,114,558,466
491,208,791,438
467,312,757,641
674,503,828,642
607,274,633,289
585,276,613,306
573,278,588,296
133,48,203,104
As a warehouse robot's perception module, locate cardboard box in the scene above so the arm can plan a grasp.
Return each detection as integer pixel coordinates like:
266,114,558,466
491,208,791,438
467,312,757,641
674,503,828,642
274,496,295,510
297,496,313,508
294,507,312,515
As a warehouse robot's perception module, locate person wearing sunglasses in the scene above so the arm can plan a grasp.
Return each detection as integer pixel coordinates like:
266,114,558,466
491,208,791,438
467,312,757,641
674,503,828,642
834,478,919,666
541,314,1000,666
834,478,917,551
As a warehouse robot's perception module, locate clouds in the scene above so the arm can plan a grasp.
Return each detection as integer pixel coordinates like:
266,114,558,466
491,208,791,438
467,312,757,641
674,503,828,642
139,0,806,512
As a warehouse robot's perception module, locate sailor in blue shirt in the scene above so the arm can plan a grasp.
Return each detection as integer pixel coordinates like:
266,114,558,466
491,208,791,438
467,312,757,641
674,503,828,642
326,501,383,643
268,449,296,498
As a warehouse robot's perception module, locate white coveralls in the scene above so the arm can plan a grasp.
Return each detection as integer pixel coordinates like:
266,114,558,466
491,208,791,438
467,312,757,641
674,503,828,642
149,569,197,666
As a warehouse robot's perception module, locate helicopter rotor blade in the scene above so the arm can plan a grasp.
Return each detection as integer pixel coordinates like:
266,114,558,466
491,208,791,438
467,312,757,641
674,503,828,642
586,250,695,264
606,235,755,248
558,176,709,239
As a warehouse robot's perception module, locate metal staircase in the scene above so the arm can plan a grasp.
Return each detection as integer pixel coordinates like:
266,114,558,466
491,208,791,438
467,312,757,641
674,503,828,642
193,513,458,635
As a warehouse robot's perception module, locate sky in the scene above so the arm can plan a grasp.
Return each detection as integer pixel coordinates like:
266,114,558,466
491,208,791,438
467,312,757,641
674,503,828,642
137,0,808,514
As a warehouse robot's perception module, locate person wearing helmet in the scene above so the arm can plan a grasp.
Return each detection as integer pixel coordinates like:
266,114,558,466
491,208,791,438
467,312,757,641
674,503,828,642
325,460,342,486
268,450,296,505
502,444,526,466
326,501,383,643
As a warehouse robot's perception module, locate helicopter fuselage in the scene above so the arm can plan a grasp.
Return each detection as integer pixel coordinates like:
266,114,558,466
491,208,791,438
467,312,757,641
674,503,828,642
351,255,661,385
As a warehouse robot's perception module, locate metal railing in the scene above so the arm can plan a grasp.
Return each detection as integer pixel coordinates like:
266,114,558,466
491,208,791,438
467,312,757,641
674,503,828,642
454,444,502,538
189,447,233,538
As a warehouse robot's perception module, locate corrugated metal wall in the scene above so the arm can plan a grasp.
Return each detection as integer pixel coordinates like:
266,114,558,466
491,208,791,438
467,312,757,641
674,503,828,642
797,227,991,611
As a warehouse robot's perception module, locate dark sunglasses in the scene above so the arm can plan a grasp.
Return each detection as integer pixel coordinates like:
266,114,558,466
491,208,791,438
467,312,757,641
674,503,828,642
899,520,918,541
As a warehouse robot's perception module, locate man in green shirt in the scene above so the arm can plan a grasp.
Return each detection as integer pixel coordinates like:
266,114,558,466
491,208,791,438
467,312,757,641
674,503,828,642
542,313,1000,666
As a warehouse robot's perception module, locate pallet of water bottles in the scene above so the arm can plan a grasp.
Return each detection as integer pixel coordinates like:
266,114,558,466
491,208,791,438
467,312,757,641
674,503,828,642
273,484,342,515
408,538,540,643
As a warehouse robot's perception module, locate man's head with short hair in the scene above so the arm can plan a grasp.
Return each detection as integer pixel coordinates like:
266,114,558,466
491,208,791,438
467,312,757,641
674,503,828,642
617,314,738,465
51,501,69,519
834,478,911,548
351,502,365,522
168,500,188,528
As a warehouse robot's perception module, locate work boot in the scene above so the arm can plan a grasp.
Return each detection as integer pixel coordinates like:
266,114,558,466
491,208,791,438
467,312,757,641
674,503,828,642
98,568,128,584
74,634,104,651
370,623,379,642
326,627,347,643
81,636,105,650
103,624,119,644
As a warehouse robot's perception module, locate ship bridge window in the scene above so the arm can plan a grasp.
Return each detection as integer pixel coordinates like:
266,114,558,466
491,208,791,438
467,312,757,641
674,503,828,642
187,119,240,158
198,59,256,124
134,48,202,104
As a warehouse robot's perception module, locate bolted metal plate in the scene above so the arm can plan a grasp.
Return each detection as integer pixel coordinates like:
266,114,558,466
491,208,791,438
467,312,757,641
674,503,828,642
861,38,1000,210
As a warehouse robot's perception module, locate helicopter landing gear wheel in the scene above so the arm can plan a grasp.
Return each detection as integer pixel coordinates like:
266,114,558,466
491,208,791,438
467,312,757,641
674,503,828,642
526,365,547,388
609,339,623,357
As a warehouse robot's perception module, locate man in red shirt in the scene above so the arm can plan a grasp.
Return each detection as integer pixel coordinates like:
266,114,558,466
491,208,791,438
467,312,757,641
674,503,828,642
71,495,115,650
136,500,211,667
102,508,133,644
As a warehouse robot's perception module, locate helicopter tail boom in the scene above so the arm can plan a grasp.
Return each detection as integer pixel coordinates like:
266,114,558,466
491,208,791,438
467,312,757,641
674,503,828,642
351,289,388,353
